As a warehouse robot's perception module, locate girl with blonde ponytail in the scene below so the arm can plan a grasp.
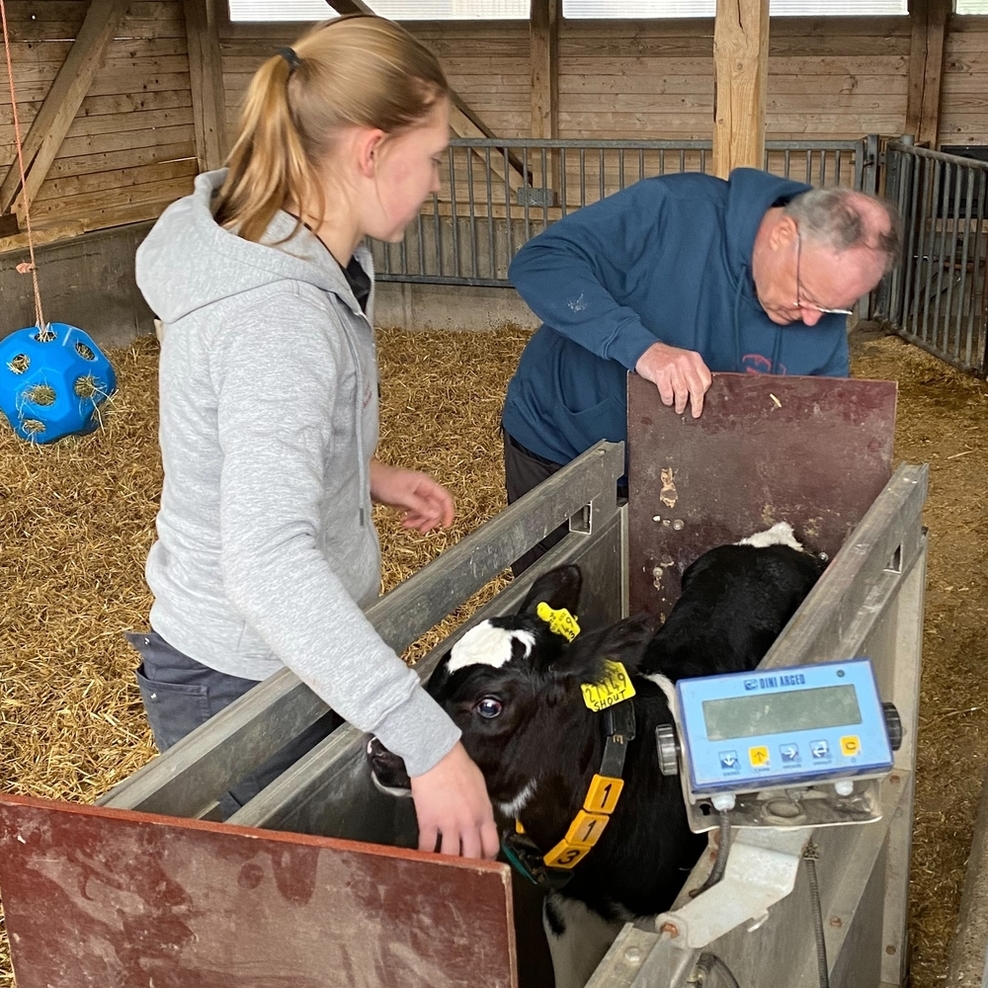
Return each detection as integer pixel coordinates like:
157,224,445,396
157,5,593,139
133,15,497,861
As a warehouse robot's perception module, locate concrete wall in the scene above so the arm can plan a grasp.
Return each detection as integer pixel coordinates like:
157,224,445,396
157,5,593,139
374,281,538,332
0,223,157,348
0,222,537,348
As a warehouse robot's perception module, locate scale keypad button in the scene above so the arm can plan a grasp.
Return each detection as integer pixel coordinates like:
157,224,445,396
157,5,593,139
748,746,770,767
840,735,861,757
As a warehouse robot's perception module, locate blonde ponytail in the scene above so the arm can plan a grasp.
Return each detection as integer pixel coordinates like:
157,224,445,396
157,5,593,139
214,15,449,244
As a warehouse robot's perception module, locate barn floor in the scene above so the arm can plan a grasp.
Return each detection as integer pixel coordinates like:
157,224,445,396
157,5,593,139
0,324,985,987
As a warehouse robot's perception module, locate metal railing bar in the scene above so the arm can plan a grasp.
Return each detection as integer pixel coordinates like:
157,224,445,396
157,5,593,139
932,160,953,353
955,172,975,364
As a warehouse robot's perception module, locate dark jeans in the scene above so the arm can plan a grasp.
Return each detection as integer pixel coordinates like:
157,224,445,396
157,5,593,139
126,630,341,820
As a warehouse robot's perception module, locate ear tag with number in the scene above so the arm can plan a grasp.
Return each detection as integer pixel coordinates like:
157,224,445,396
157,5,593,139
581,659,636,712
536,601,581,641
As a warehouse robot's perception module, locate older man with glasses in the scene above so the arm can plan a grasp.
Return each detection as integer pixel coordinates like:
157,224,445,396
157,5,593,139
501,168,901,574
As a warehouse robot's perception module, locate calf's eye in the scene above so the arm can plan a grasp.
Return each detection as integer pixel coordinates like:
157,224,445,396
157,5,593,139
474,697,502,719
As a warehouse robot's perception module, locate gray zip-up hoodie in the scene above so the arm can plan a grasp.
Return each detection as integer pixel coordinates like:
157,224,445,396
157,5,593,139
134,169,460,777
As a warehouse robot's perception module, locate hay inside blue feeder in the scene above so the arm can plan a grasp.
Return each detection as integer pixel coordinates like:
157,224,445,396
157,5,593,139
0,323,117,443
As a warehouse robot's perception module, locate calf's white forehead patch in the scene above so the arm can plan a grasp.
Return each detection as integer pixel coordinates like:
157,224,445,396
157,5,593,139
736,520,803,551
447,620,536,674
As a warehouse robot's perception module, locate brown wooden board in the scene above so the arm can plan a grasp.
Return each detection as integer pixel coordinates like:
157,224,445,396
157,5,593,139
0,794,517,988
627,372,897,621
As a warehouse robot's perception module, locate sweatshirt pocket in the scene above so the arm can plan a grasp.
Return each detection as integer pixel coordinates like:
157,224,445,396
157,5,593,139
560,394,628,451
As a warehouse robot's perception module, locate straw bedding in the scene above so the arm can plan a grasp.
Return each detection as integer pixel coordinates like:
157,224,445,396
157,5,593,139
1,324,985,988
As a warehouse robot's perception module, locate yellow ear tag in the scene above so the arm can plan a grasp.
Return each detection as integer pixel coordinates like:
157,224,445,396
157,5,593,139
536,601,581,642
581,659,636,712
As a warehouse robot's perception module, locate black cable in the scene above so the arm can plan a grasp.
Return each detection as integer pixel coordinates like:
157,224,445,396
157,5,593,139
693,810,732,895
803,841,830,988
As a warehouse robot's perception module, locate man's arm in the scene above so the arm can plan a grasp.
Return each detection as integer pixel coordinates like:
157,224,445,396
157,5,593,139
509,181,665,372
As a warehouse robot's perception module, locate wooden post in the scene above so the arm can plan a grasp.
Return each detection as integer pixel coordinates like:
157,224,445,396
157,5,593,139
0,0,129,217
712,0,770,181
530,0,559,199
184,0,228,172
531,0,559,142
905,0,951,148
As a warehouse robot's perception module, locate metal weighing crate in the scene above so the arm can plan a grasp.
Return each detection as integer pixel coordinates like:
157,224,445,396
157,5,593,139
0,376,926,988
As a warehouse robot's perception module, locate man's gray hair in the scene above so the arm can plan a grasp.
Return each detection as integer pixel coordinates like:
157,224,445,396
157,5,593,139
784,187,902,272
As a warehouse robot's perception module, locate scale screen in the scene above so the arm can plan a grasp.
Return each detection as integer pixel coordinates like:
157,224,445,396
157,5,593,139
703,685,862,741
677,658,893,794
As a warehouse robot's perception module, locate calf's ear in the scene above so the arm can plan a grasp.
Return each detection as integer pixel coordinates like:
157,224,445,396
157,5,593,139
518,565,582,616
564,613,658,679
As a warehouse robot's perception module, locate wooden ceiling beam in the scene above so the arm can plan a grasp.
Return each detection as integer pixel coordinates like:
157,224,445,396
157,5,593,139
0,0,130,217
712,0,770,180
322,0,506,144
905,0,951,148
319,0,527,188
329,0,375,13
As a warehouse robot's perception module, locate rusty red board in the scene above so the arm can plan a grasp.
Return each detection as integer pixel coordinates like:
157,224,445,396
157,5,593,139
0,794,516,988
628,372,897,621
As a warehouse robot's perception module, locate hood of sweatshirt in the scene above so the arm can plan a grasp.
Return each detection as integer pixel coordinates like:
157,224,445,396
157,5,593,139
722,166,812,301
136,169,368,325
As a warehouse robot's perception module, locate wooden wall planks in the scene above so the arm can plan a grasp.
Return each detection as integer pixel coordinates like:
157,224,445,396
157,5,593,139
0,0,195,242
2,4,988,245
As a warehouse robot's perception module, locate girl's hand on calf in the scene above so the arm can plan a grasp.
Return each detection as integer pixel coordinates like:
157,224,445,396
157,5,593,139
410,741,499,860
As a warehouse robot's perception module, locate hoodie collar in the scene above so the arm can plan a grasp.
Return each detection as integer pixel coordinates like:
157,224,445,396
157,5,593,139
136,169,372,325
723,167,812,298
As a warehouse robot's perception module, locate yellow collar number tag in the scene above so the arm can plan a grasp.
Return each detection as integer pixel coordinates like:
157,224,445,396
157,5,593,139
581,659,636,712
536,601,581,641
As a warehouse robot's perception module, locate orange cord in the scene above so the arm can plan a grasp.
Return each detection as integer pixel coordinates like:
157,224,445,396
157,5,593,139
1,0,46,331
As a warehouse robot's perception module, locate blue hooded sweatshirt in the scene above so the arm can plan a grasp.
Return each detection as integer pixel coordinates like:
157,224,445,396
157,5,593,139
502,167,850,465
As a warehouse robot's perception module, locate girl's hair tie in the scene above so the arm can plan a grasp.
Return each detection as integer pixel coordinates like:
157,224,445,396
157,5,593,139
277,47,301,72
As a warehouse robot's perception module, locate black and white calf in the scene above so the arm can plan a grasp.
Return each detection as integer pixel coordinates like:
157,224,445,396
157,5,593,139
367,523,826,988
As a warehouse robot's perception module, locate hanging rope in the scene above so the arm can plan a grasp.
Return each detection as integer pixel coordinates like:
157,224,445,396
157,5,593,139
0,0,46,333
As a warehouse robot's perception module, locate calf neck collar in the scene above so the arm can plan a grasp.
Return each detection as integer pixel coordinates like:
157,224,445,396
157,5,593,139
501,698,636,888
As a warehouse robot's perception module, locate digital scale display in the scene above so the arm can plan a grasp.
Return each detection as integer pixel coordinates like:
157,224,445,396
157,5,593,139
677,659,894,794
702,684,862,741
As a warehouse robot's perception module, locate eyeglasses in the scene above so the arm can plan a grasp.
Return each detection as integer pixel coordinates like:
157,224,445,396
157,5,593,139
793,230,854,316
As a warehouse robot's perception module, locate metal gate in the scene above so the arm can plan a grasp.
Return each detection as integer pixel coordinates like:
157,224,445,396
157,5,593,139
373,136,880,288
879,140,988,377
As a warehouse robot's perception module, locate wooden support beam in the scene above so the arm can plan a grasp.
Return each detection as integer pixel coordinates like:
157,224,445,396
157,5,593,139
327,0,374,12
320,0,507,149
529,0,559,197
184,0,228,171
448,104,526,193
530,0,559,141
0,0,130,217
317,0,529,193
712,0,769,181
905,0,951,148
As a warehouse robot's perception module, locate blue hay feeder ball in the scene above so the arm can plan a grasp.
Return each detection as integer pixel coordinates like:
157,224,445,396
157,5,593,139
0,323,117,444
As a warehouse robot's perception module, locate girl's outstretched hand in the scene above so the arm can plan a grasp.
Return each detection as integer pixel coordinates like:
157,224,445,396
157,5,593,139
370,459,455,532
